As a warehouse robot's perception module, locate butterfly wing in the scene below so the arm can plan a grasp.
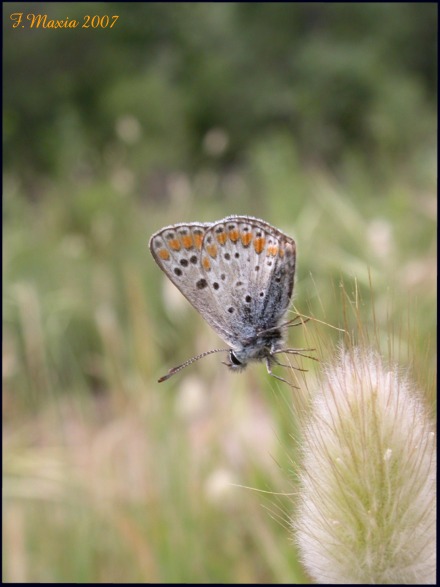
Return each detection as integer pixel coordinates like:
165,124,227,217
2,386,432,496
199,216,296,345
149,222,236,344
149,216,296,350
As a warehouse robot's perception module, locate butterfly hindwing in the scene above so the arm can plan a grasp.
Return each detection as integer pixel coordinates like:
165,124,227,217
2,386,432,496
200,216,296,342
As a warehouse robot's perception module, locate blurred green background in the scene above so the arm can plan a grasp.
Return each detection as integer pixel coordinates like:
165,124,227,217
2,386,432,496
3,2,436,582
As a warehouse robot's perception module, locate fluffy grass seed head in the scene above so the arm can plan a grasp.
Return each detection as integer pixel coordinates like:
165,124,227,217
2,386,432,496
294,346,436,584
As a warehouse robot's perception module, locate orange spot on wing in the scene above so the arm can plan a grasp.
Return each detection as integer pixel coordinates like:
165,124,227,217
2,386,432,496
278,247,285,258
267,244,278,256
254,237,266,254
169,239,181,251
158,249,170,261
206,244,218,258
181,235,193,249
193,233,203,249
216,232,227,245
228,229,239,242
241,232,253,246
202,256,211,271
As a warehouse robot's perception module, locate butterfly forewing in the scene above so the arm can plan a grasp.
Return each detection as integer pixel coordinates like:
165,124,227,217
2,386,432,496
149,222,235,343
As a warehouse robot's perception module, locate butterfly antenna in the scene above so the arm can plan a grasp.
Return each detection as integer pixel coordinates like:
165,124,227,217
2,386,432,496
158,348,230,382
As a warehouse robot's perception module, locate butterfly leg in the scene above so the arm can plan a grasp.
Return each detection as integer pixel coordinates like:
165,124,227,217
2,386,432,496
265,358,300,388
272,348,318,362
271,354,309,372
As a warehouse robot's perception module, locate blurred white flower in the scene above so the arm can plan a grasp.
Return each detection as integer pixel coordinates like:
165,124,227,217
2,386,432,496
204,468,238,506
203,128,229,157
115,115,142,144
367,218,393,259
175,376,207,420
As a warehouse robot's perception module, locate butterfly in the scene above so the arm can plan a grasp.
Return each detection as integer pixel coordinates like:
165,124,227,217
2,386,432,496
149,215,312,383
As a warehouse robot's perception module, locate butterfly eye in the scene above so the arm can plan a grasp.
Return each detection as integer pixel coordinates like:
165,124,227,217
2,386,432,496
229,351,242,366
